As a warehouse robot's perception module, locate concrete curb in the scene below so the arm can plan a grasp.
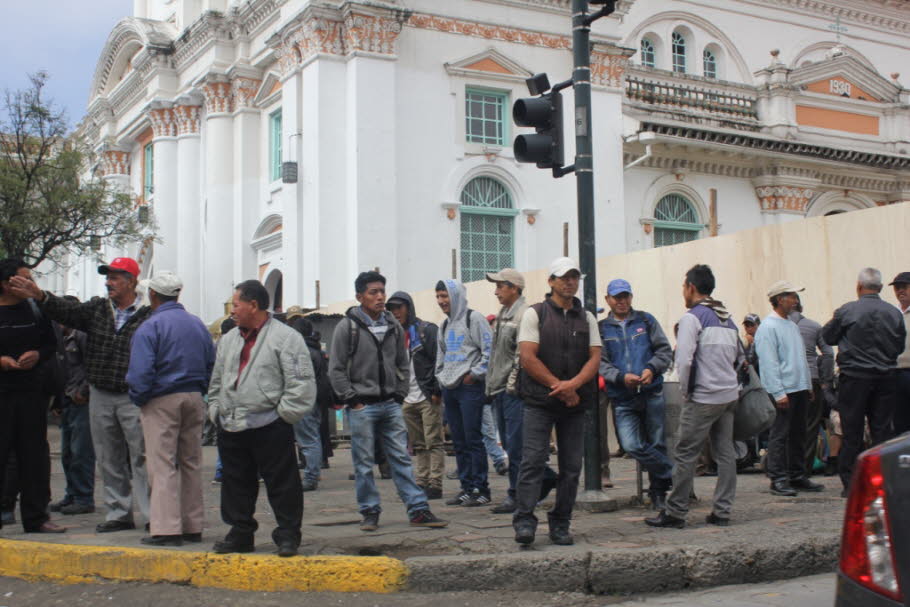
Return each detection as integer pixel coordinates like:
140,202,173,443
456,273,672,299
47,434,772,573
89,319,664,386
0,539,407,593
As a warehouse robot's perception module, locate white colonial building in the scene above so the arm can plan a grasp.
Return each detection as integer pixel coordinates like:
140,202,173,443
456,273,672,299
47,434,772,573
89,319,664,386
57,0,910,322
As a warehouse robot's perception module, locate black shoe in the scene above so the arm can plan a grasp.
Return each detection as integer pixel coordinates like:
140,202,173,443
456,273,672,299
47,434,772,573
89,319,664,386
360,512,380,532
141,534,183,547
409,510,449,528
548,526,574,546
790,478,824,492
645,510,686,529
840,487,849,498
490,497,516,514
494,460,509,476
649,491,667,512
379,462,392,479
463,490,491,507
60,502,95,515
514,522,536,545
348,473,356,481
96,520,136,533
445,491,470,506
212,538,254,554
770,481,797,497
302,480,318,492
705,513,730,527
182,532,203,543
425,487,443,500
276,541,298,557
49,498,72,513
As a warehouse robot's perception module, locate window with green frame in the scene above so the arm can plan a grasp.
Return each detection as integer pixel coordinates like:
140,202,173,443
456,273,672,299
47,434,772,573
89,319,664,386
460,176,517,282
269,109,282,182
143,143,154,199
465,88,508,146
653,193,702,247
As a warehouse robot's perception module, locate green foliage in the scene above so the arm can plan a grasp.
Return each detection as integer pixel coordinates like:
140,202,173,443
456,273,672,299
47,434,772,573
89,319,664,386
0,72,152,268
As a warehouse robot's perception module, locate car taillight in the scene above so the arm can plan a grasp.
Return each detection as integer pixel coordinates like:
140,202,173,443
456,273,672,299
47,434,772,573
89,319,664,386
840,447,903,601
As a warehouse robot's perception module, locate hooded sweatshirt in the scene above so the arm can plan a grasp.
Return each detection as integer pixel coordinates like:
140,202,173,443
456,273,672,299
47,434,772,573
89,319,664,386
675,297,744,405
388,291,440,401
434,279,493,390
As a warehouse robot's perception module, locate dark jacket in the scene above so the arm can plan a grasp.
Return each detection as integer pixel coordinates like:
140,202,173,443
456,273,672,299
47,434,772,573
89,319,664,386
598,309,672,400
303,332,334,410
389,291,440,399
0,299,57,393
39,292,151,393
518,295,597,411
62,329,90,402
126,302,215,406
823,293,906,378
328,306,409,405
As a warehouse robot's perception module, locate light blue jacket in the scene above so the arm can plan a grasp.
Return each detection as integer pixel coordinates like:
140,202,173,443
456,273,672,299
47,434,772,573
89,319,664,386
754,313,811,401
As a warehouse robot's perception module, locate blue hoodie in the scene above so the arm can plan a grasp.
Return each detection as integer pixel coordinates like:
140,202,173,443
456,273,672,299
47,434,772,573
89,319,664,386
126,301,215,406
434,279,493,389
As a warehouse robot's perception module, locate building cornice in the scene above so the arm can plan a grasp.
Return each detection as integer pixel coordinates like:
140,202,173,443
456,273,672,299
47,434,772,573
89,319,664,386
732,0,910,36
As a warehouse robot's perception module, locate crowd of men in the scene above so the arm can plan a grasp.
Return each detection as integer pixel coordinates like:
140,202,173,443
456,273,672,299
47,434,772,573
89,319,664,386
0,253,907,551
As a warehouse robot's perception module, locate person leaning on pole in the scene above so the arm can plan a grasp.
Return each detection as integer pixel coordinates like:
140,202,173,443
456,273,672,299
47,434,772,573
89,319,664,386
9,257,152,533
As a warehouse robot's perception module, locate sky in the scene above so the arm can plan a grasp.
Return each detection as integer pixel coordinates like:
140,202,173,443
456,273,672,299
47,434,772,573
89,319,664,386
1,0,131,130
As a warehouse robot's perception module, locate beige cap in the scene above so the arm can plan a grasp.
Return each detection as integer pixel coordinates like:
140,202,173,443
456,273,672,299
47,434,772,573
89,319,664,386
549,257,581,278
767,280,804,298
140,271,183,297
285,305,306,321
485,268,526,289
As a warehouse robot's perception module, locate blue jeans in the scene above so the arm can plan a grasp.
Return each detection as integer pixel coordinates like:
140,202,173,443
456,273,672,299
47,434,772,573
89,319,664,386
613,389,673,491
493,392,524,497
60,401,95,505
348,401,428,516
294,406,323,484
442,381,489,493
482,404,506,466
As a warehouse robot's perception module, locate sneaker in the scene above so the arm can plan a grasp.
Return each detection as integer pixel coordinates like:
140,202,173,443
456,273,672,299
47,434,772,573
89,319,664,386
463,490,491,507
425,487,443,500
494,460,509,476
276,540,298,557
360,512,380,532
409,510,449,528
60,502,95,515
445,491,470,506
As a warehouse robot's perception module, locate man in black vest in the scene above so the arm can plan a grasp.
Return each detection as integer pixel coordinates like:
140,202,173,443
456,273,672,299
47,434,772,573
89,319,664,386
513,257,602,546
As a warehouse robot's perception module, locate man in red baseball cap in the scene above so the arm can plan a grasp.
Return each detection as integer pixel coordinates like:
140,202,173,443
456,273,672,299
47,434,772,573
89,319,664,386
9,256,152,533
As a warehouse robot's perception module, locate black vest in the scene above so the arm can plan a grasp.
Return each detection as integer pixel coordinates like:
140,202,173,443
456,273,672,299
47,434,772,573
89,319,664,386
518,295,597,410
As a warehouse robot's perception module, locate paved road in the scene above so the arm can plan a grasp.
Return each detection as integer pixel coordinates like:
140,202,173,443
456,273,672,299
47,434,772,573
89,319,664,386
0,574,835,606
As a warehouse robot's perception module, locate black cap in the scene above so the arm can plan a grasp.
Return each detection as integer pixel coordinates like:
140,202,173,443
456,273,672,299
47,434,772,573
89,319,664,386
889,272,910,286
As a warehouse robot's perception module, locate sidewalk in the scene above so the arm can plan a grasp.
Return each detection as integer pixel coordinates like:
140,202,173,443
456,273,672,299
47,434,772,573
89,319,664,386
0,426,843,594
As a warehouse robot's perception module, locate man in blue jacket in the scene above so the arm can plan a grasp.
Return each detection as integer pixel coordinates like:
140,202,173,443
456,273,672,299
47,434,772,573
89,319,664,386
126,272,215,547
599,279,674,510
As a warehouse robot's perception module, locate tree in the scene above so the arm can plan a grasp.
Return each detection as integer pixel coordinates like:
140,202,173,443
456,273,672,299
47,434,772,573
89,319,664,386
0,72,151,268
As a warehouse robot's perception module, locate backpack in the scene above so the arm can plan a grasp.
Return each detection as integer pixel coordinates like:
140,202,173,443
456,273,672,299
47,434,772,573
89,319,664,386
439,309,478,353
27,299,66,397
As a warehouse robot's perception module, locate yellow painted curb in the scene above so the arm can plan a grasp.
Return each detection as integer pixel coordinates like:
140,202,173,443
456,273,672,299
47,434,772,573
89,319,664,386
0,539,408,593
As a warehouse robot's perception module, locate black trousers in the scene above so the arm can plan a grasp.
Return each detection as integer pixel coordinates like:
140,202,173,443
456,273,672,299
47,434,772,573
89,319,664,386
218,418,303,546
804,381,824,474
894,369,910,436
513,405,584,528
0,391,51,531
837,373,896,489
767,390,810,484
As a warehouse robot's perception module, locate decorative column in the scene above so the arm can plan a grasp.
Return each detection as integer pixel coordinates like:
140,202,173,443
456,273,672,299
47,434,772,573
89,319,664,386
98,147,132,191
174,100,203,315
201,78,235,322
148,103,180,274
229,72,262,290
752,166,821,224
591,45,634,257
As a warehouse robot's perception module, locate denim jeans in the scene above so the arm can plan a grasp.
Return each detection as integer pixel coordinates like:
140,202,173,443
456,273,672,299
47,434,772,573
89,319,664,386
348,401,428,516
442,382,489,493
61,401,95,505
493,392,524,497
294,406,323,484
482,404,507,466
613,389,673,491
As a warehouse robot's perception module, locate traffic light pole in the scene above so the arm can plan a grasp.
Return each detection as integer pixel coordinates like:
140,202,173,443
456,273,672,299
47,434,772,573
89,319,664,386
572,0,614,511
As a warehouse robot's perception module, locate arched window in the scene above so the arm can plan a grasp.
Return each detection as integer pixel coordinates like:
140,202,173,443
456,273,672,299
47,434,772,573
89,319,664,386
653,194,701,247
672,32,687,74
640,38,656,68
703,48,717,79
460,176,517,282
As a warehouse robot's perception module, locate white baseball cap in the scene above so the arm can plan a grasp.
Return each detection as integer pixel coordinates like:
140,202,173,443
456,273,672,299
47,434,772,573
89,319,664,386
549,257,582,278
140,271,183,297
766,280,804,299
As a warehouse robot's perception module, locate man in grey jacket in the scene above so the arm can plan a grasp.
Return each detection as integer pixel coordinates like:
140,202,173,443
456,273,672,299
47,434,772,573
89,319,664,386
207,280,315,557
329,272,448,532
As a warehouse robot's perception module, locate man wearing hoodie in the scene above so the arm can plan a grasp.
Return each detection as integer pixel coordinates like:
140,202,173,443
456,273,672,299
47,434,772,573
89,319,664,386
435,279,494,507
329,272,448,532
386,291,444,500
647,264,743,529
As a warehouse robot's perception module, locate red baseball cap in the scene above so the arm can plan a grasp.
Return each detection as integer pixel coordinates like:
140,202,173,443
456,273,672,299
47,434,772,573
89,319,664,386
97,257,140,277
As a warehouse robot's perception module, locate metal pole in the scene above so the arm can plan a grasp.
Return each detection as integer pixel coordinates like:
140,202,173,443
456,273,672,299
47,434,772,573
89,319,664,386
572,0,603,496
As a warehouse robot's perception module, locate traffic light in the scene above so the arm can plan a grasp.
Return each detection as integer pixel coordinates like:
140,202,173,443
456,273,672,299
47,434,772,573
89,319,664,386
512,73,565,170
